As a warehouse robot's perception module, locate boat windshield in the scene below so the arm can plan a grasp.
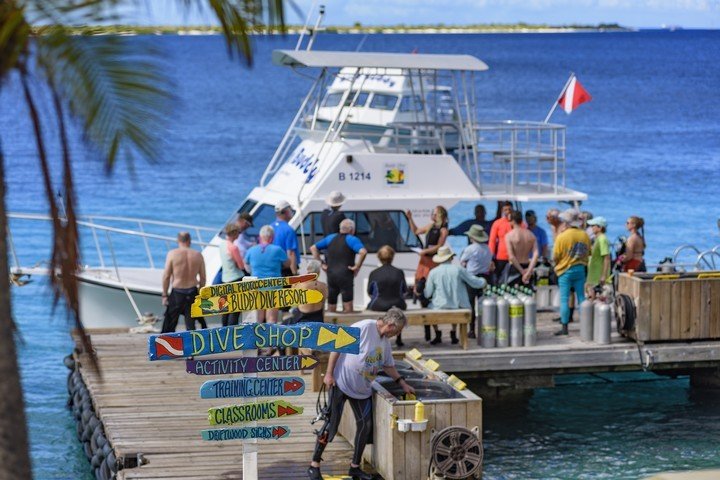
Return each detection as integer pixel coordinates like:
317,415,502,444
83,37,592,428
300,210,421,253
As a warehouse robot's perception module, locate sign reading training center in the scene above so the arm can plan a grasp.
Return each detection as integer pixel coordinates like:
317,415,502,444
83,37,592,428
186,355,318,375
148,322,360,360
199,377,305,399
191,288,324,317
208,399,303,426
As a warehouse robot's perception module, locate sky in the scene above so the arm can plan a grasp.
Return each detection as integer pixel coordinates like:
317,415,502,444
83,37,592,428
120,0,720,29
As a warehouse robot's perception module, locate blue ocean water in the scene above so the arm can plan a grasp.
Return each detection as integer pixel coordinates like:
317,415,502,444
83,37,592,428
2,30,719,479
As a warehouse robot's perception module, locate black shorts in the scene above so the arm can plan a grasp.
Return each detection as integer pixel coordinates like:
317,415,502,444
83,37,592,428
327,272,354,304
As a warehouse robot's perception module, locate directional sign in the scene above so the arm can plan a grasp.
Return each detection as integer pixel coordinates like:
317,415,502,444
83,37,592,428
199,274,317,299
191,288,324,317
186,355,318,376
200,377,305,399
148,323,360,360
201,426,291,442
208,399,303,426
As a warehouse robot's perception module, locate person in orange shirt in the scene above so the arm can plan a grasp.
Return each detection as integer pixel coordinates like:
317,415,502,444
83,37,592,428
488,201,514,283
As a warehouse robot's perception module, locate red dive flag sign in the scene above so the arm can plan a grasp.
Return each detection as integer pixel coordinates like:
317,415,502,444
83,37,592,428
558,76,592,114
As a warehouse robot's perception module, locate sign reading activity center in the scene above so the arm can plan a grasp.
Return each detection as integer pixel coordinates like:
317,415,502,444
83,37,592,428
191,288,324,317
201,426,291,442
199,377,305,399
186,355,318,375
148,323,360,360
199,273,317,299
208,399,303,426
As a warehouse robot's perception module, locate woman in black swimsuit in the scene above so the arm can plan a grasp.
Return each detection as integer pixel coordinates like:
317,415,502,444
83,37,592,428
407,206,449,344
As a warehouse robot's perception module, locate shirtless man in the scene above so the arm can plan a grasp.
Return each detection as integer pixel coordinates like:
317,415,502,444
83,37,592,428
160,232,207,333
505,211,539,286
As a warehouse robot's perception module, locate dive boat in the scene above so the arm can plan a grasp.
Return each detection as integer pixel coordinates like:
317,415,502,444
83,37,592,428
9,48,587,328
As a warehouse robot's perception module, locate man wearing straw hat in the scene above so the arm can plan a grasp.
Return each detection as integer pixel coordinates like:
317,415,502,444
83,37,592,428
425,245,487,344
321,190,347,235
460,225,493,339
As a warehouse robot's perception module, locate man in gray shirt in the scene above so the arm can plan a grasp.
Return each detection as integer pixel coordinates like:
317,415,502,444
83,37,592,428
308,308,414,480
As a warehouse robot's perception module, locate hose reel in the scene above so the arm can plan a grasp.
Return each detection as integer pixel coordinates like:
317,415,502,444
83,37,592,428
614,294,636,335
429,426,483,479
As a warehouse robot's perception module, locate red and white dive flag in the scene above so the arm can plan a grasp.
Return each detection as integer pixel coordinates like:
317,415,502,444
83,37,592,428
558,76,592,114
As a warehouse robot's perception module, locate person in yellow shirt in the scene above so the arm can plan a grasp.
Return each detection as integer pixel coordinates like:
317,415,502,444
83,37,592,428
553,209,592,335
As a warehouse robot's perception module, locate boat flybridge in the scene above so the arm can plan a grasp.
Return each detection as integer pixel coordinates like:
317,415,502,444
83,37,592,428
9,49,587,328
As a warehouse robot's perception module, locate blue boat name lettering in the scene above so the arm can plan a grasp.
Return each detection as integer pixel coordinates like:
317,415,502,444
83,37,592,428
289,148,319,183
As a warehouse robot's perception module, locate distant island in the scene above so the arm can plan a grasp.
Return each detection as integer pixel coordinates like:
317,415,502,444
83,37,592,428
49,22,632,36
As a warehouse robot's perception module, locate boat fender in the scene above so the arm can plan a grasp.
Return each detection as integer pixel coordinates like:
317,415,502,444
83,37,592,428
106,450,117,472
63,354,75,370
91,451,103,468
91,424,105,451
83,441,92,459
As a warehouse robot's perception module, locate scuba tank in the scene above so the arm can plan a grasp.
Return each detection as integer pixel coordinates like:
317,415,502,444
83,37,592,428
580,299,594,342
596,303,611,344
509,296,524,347
523,295,537,347
496,296,509,348
480,294,497,348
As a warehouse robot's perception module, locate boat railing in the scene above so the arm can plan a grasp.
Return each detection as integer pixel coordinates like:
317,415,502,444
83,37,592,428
7,213,217,277
667,243,720,272
467,120,567,196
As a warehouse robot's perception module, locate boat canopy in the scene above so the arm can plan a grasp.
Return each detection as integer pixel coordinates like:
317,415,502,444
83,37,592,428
272,50,489,72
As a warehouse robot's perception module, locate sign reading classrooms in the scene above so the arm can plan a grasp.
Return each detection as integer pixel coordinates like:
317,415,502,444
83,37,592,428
148,322,360,360
208,399,303,426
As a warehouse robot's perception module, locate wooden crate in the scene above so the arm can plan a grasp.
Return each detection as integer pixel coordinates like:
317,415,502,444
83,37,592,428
617,271,720,342
338,356,482,480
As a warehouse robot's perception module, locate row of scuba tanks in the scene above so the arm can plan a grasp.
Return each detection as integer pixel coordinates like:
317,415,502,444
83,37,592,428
478,285,537,348
478,285,614,347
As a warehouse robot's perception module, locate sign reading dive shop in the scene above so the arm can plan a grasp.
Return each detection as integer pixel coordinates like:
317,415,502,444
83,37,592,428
208,399,303,426
199,273,317,299
186,355,318,375
201,426,290,442
200,377,305,399
191,288,323,317
148,323,360,360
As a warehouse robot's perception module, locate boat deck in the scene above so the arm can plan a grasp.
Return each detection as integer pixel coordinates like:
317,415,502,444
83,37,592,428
75,332,362,480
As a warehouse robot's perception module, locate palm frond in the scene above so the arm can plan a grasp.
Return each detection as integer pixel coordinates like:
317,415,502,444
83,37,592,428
0,2,31,81
36,27,175,170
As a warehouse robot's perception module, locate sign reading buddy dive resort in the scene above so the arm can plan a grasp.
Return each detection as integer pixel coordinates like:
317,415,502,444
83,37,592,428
186,354,318,375
191,288,324,317
199,377,305,399
148,323,361,360
208,399,303,426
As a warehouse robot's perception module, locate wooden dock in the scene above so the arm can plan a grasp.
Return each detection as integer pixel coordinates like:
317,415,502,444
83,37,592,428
75,331,362,480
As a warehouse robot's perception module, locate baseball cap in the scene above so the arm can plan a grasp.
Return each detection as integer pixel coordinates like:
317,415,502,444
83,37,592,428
587,216,607,228
274,200,291,213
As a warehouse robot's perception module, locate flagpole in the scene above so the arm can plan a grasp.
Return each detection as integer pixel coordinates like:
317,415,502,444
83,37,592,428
543,72,575,123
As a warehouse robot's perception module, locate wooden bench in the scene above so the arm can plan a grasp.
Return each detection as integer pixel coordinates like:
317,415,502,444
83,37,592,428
325,309,472,350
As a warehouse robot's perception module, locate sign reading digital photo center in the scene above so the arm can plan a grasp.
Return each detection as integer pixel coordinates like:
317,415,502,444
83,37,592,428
199,377,305,399
186,355,318,375
201,425,291,442
148,322,360,360
199,273,317,299
208,399,303,426
191,288,324,317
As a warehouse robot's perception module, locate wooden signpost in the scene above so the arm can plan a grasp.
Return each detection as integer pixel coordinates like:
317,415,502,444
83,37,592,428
186,355,318,375
191,288,324,317
201,426,291,441
208,399,304,426
199,273,317,299
199,377,305,399
148,322,361,360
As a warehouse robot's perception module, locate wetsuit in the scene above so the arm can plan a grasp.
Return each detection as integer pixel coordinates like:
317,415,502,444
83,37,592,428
367,264,407,311
161,287,205,332
326,233,357,304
